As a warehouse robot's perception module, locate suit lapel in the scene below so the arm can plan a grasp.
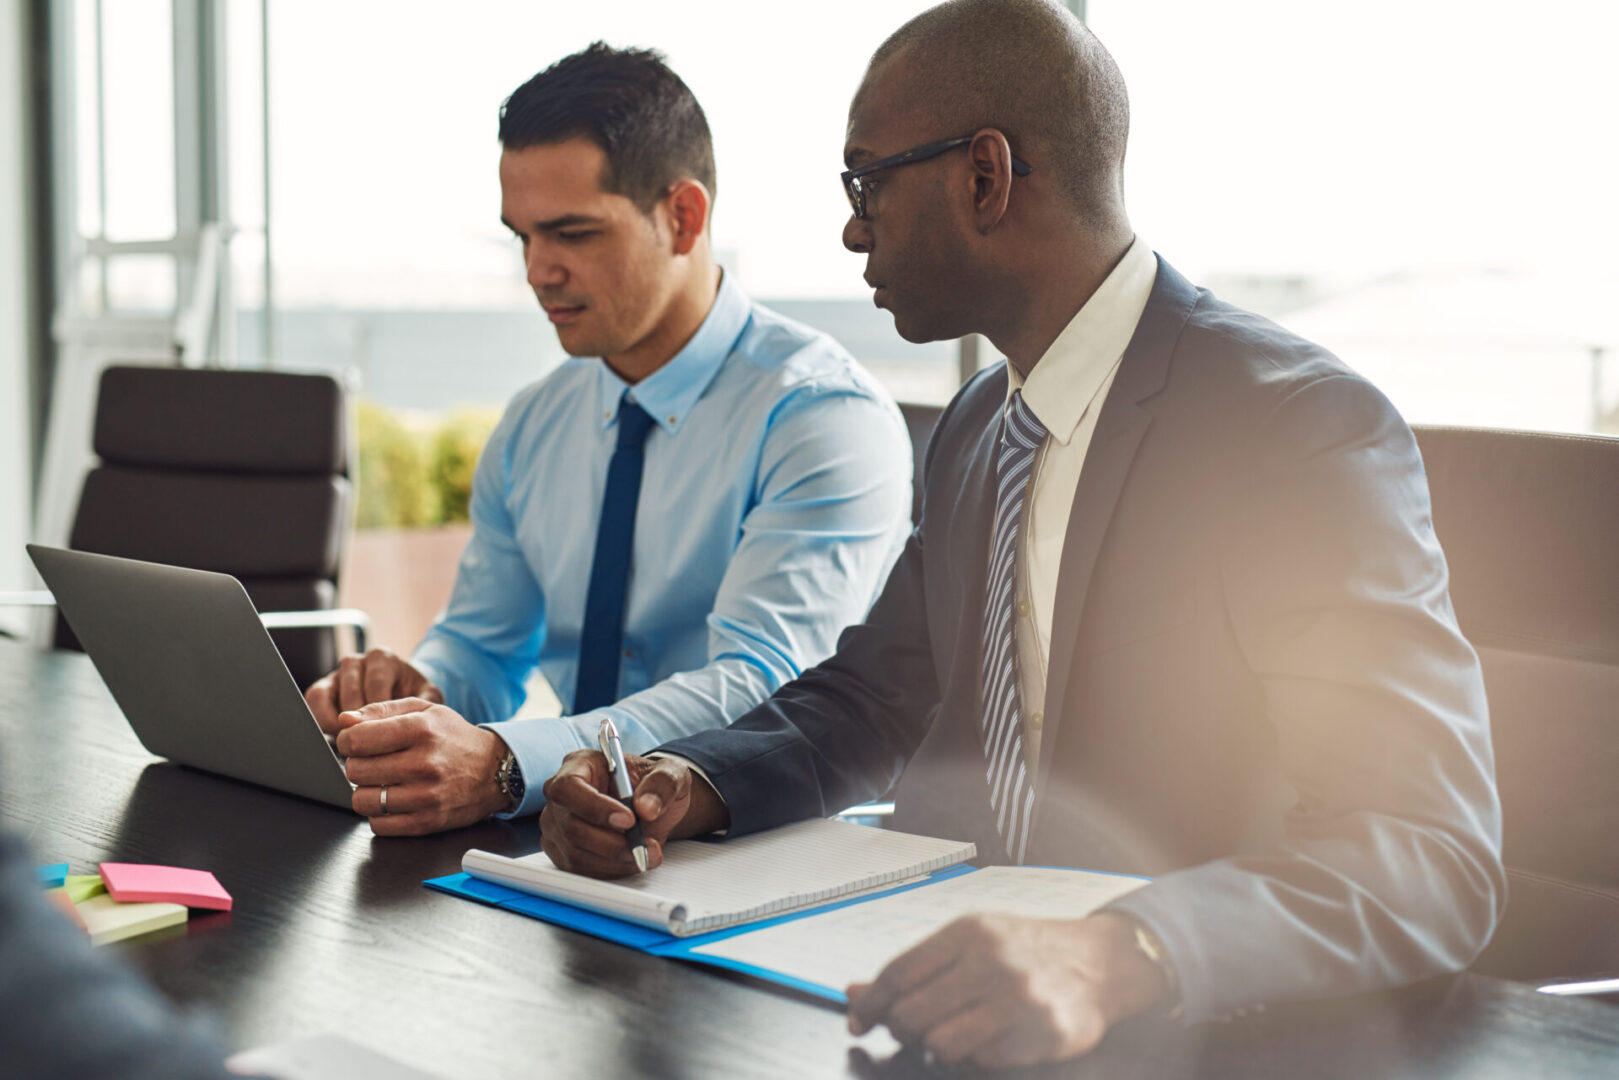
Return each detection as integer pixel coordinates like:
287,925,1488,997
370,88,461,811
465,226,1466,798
1034,257,1201,799
945,378,1006,715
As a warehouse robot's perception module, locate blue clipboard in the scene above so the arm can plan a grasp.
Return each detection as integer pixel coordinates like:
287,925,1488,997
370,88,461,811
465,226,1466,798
425,863,982,1003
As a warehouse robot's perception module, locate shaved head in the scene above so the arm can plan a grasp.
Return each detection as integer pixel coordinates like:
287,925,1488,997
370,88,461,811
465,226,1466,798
865,0,1129,224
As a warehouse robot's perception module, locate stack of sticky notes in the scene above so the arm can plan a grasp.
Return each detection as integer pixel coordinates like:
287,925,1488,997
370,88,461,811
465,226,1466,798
38,861,233,947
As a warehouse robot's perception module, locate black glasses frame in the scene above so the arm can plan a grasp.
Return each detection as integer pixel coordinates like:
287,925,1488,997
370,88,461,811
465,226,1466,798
841,134,1033,219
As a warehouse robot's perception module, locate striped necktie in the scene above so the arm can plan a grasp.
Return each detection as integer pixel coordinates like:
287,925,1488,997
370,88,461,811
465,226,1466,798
979,389,1047,864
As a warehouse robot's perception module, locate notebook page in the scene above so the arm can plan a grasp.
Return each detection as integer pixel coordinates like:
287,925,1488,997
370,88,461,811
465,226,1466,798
654,819,973,932
689,865,1150,990
463,819,974,934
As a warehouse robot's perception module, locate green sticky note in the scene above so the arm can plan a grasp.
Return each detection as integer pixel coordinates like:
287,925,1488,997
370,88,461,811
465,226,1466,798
59,874,106,904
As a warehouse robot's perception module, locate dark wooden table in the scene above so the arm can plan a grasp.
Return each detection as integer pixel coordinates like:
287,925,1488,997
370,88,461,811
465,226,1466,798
2,642,1616,1079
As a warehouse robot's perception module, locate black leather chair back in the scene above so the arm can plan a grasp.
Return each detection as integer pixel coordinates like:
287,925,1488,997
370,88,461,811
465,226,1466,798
1414,424,1619,981
60,366,351,688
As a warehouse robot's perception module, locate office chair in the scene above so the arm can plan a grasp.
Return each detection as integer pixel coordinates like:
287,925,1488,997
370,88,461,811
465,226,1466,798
1413,424,1619,993
29,365,367,689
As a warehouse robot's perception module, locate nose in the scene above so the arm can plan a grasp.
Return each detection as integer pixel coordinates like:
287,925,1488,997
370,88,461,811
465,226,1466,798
526,245,566,292
842,213,873,254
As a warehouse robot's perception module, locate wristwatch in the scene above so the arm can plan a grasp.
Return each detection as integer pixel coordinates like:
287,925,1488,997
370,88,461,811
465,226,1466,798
494,746,526,812
1126,918,1183,1019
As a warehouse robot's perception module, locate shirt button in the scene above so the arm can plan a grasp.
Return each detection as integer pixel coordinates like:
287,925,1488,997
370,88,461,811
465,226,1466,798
1030,712,1043,730
603,411,611,420
1017,601,1030,617
667,415,677,425
626,393,637,404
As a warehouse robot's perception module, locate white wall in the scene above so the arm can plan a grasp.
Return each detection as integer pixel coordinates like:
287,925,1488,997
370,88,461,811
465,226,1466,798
0,2,39,631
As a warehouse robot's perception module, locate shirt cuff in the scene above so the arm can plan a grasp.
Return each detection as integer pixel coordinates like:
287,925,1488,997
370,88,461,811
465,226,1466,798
643,752,729,837
481,714,601,818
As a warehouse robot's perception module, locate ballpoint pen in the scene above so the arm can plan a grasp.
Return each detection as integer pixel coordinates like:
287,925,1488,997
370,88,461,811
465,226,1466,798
597,716,650,872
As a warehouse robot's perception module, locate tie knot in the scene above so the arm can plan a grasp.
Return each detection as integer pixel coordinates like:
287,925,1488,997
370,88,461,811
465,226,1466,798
615,394,656,449
1005,389,1046,449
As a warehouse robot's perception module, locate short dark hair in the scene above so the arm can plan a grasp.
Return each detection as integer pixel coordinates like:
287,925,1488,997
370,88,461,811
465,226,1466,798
499,42,716,212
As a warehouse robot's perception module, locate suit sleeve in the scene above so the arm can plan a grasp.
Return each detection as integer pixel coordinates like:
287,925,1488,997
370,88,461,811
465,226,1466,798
1108,372,1506,1023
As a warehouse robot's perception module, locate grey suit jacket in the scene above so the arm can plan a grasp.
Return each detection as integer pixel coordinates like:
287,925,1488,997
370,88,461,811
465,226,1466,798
659,256,1506,1023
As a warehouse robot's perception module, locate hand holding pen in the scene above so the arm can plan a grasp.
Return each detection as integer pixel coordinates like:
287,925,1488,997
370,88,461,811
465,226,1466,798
538,732,730,879
596,717,649,873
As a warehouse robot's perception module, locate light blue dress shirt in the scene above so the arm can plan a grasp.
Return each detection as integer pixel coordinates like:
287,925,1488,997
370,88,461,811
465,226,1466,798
411,274,913,816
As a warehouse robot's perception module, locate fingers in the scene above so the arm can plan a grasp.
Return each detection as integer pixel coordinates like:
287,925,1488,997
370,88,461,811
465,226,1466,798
848,920,967,1034
304,675,340,734
629,758,691,841
916,1002,1006,1066
335,653,367,713
333,699,435,756
350,781,459,836
329,648,420,714
540,750,670,878
542,751,632,828
883,961,988,1047
364,652,400,706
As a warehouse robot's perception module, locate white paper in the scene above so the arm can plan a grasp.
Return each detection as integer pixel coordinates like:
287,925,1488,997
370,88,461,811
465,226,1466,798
464,818,975,934
690,865,1150,991
227,1033,442,1080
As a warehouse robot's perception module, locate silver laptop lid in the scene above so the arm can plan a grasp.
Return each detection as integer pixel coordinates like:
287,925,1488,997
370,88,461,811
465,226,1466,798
27,545,355,810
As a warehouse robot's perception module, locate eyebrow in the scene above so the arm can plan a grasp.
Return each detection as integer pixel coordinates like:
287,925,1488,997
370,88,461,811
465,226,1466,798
501,213,606,234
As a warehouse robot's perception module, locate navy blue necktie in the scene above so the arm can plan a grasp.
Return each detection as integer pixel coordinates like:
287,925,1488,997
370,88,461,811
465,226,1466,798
575,393,656,712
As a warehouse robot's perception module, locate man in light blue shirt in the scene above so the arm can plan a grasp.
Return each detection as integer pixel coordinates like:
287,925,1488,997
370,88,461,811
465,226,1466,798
303,43,912,835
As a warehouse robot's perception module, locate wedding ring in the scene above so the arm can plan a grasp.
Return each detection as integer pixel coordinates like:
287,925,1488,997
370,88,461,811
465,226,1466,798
380,784,390,815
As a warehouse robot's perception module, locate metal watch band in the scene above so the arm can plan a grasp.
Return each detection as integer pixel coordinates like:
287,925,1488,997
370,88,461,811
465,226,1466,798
495,748,523,812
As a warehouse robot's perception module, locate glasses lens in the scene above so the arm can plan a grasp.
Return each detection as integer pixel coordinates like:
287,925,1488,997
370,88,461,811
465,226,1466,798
843,176,863,218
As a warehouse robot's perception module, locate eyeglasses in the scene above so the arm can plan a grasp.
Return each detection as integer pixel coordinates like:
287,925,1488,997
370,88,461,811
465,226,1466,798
841,134,1033,220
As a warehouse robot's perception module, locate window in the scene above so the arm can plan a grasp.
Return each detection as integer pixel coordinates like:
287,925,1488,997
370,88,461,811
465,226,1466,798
1089,0,1619,433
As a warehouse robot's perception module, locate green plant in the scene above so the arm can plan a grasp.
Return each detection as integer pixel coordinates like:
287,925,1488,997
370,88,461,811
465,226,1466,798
355,401,499,529
355,400,438,529
428,408,501,524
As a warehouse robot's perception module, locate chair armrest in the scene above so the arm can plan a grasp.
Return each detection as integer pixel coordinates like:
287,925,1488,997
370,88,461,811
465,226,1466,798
258,608,371,653
0,592,369,653
0,591,57,606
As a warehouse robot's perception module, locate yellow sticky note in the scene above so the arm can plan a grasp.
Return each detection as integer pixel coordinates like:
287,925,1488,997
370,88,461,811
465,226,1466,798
75,893,188,947
58,874,106,905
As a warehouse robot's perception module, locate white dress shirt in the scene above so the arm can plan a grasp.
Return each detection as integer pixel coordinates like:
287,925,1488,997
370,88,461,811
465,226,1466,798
1005,236,1157,765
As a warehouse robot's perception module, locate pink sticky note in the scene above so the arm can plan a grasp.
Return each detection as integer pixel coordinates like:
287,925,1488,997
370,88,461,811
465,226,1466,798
99,863,233,912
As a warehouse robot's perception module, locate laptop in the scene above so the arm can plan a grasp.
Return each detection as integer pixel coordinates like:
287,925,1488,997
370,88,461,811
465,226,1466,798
27,544,357,811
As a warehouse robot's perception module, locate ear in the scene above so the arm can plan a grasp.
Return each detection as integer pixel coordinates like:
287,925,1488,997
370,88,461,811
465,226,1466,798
966,128,1016,232
663,179,712,256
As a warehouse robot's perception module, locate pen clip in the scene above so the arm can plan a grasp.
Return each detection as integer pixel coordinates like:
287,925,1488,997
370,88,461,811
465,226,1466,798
597,716,619,769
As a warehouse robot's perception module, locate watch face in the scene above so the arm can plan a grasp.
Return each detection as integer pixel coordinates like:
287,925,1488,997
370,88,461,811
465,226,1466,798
507,755,526,801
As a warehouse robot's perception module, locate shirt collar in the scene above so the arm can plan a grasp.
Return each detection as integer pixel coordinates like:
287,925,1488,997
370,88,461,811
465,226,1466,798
596,270,752,435
1006,235,1157,445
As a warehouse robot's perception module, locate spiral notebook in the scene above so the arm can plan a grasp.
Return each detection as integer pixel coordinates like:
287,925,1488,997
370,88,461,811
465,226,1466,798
458,818,977,936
